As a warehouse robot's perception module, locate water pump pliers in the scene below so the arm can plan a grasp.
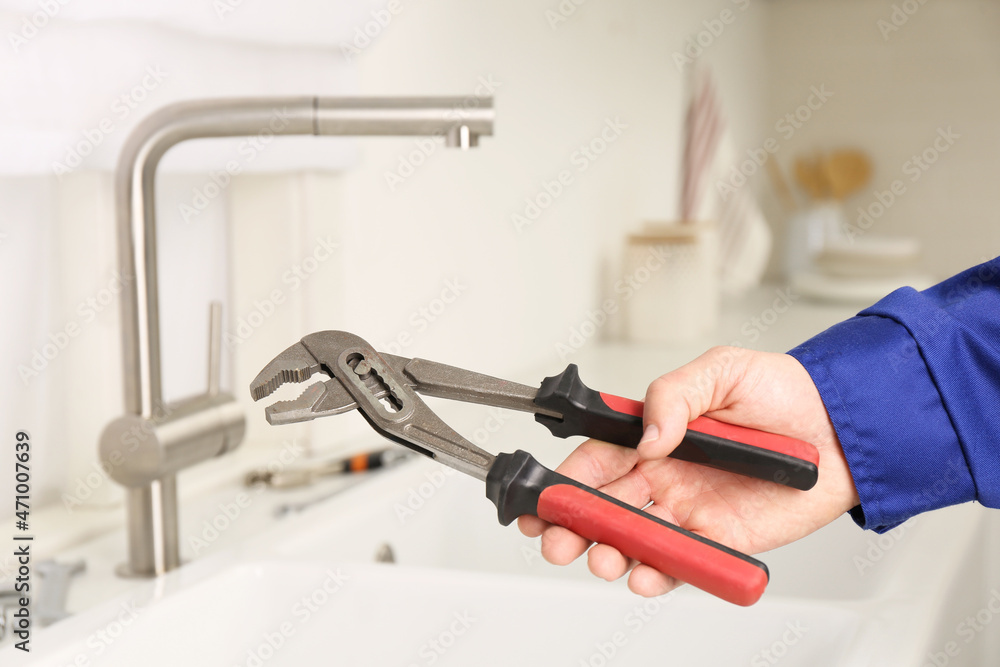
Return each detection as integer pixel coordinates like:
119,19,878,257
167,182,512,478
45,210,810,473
249,331,819,606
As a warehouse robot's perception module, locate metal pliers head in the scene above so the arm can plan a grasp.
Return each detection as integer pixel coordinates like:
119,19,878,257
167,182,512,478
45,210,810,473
250,332,396,426
250,331,495,480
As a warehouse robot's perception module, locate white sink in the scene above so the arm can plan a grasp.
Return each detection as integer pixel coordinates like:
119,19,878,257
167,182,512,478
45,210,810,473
8,430,1000,666
250,453,1000,665
16,559,864,667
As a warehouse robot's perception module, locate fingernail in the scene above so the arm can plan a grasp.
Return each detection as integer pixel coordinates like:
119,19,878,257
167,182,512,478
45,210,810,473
639,424,659,445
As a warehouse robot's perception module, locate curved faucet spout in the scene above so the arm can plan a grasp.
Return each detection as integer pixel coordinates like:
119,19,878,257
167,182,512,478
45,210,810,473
103,96,494,577
117,96,493,418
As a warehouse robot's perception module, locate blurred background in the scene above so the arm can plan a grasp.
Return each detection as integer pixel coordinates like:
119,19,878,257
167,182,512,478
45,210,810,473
1,0,1000,663
5,0,998,514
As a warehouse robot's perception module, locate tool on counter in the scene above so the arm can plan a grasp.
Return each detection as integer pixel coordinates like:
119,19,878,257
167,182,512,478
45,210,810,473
245,447,413,489
250,331,820,606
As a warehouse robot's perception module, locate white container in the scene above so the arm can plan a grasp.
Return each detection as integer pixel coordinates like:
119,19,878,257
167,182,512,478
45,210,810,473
622,223,719,344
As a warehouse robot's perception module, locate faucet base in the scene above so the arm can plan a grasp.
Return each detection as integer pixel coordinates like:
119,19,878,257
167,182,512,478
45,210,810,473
115,479,181,578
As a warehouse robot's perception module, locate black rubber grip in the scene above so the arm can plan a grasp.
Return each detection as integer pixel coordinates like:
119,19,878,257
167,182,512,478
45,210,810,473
533,364,643,446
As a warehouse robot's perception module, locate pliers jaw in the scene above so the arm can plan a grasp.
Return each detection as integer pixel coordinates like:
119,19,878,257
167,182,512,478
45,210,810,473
250,331,496,480
249,335,398,426
249,340,323,402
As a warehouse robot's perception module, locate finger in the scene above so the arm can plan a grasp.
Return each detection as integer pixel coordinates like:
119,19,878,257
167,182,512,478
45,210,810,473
587,543,633,581
517,440,638,540
521,464,652,541
592,466,653,509
627,563,681,597
520,437,643,566
586,489,691,591
534,441,648,565
552,438,640,488
639,346,750,460
540,524,592,566
517,514,548,538
541,470,664,573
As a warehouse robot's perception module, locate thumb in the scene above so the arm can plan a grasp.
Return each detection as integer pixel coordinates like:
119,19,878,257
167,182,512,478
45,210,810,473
637,346,750,460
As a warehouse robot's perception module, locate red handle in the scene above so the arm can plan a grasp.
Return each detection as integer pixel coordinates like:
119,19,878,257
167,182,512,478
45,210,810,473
601,392,819,466
532,366,818,489
599,392,819,490
687,415,818,466
537,483,768,606
487,450,770,606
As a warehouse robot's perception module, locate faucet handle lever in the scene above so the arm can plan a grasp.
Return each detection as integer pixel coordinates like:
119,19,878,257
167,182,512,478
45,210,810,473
207,301,222,396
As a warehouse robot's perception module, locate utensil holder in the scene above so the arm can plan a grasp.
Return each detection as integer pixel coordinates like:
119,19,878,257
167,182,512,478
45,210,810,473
622,223,719,344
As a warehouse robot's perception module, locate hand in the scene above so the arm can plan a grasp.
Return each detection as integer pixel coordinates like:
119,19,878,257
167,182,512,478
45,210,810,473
517,346,859,597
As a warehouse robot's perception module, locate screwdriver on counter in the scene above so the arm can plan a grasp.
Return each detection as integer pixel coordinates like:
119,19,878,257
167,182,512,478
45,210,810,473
245,447,413,489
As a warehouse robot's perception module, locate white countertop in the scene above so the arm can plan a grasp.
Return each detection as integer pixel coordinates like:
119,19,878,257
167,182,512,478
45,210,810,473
0,284,865,648
6,283,1000,666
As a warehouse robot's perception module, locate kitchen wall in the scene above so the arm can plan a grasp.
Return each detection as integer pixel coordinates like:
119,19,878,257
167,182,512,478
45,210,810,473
258,0,772,451
1,0,772,514
762,0,1000,279
6,0,997,523
337,0,769,369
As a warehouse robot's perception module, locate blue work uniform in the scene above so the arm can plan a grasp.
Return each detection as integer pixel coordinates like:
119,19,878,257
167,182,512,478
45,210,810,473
788,256,1000,532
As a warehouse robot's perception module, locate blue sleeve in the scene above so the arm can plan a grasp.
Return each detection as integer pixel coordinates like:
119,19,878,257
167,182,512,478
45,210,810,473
787,257,1000,533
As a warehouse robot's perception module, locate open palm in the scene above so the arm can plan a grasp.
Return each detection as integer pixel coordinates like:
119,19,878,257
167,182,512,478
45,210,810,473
518,347,859,597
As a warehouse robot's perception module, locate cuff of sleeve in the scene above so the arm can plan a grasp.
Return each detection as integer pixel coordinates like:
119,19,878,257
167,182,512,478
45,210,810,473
788,315,976,533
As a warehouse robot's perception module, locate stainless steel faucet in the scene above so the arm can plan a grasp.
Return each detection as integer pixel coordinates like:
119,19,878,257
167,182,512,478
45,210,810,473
99,96,494,577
